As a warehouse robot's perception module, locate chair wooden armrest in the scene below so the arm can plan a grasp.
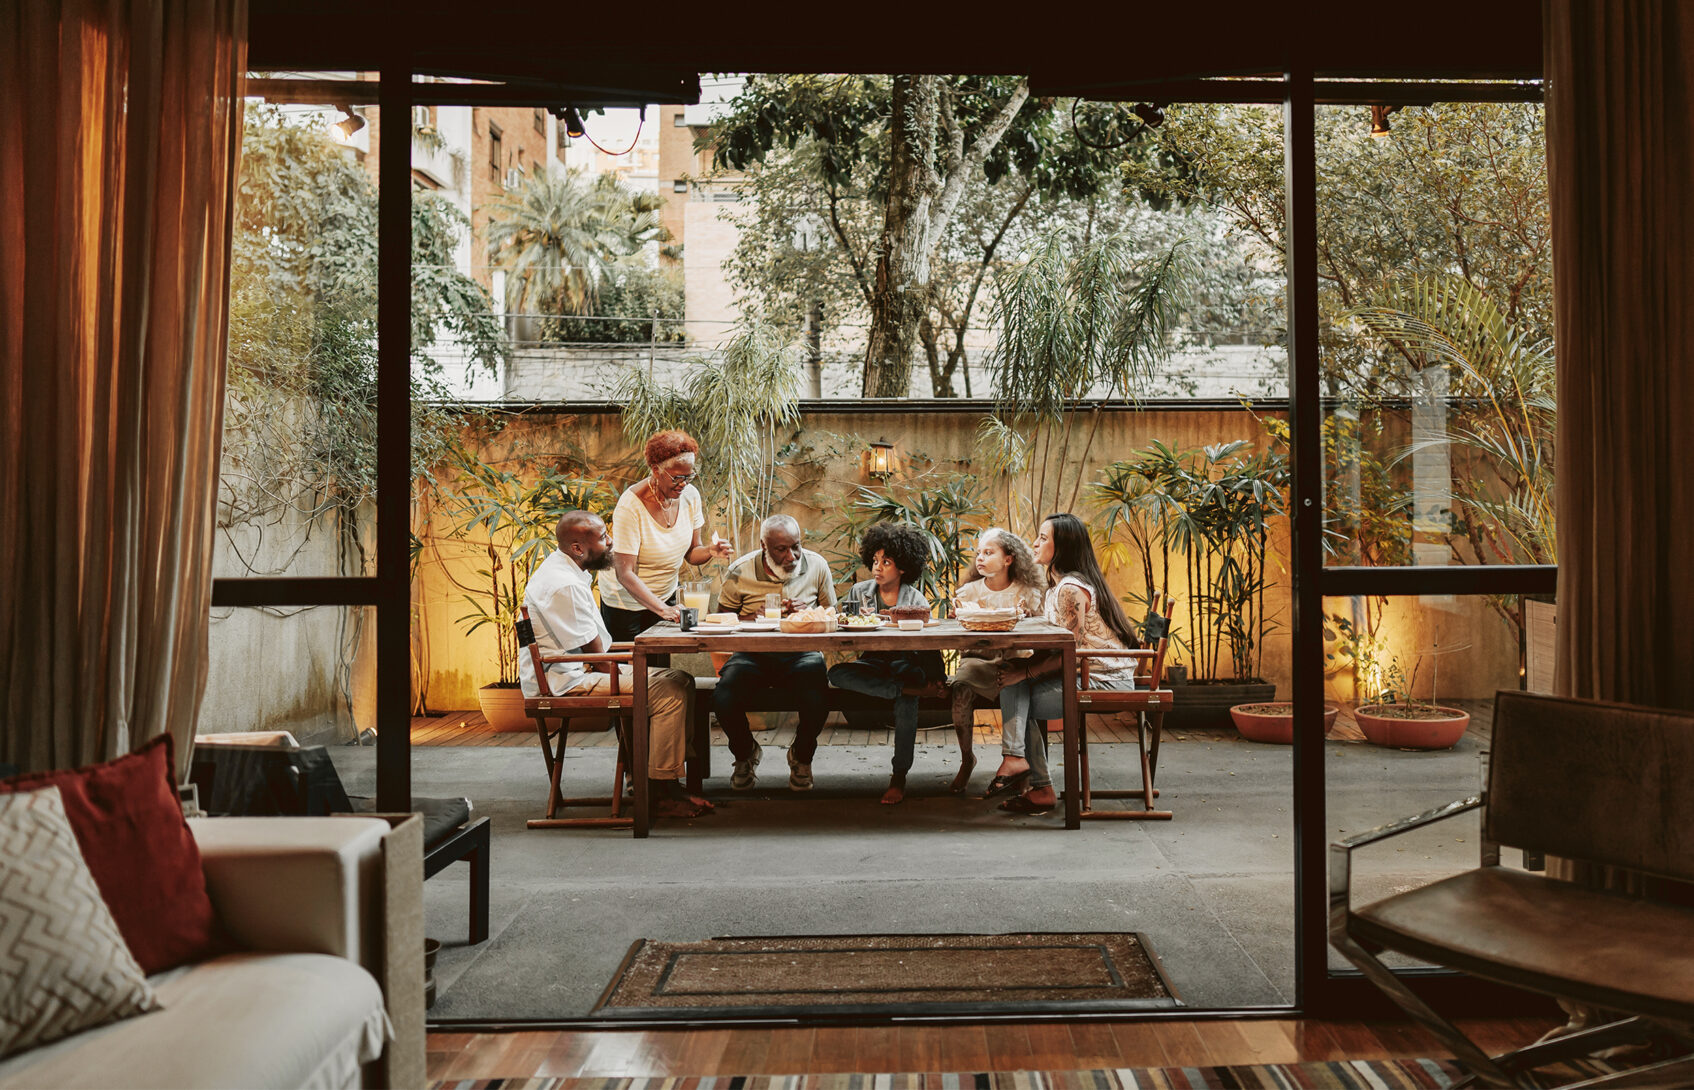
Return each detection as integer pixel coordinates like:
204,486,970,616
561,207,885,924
1075,648,1155,689
535,651,631,664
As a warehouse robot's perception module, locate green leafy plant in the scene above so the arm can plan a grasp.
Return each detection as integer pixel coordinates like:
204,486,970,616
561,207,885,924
1091,438,1287,682
434,456,615,687
839,475,993,609
984,231,1193,534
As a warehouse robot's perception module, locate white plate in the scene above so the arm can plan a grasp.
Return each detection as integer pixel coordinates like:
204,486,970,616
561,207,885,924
838,619,887,631
738,621,779,631
689,623,741,634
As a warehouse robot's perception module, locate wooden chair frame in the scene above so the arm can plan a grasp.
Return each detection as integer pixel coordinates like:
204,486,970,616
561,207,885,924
1054,592,1176,820
521,606,636,829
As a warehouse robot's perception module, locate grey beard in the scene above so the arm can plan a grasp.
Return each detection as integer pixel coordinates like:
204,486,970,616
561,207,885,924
765,554,798,581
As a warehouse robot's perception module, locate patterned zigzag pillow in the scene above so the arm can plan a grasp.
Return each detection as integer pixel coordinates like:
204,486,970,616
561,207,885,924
0,786,160,1060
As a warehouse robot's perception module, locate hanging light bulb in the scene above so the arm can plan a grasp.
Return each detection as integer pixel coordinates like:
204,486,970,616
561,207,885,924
1369,104,1403,137
334,107,366,141
562,107,586,140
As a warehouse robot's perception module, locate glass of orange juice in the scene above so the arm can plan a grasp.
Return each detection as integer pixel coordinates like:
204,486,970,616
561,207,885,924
681,581,711,616
764,593,783,621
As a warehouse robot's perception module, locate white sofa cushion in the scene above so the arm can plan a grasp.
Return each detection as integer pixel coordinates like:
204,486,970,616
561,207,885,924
0,787,159,1059
0,952,390,1090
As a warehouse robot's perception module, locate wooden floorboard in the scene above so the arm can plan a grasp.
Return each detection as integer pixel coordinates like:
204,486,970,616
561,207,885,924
423,1016,1553,1081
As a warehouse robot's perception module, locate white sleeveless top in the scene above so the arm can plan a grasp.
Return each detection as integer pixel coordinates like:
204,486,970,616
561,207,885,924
598,483,704,611
1044,575,1138,688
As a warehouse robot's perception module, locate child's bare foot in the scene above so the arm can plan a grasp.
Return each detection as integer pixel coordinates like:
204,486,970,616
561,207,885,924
949,752,976,794
881,773,907,805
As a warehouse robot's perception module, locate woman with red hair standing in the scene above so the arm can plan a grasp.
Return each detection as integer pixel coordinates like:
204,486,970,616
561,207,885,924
599,429,733,644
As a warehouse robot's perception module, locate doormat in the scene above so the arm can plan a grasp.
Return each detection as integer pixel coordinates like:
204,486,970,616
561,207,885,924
429,1057,1626,1089
591,933,1179,1019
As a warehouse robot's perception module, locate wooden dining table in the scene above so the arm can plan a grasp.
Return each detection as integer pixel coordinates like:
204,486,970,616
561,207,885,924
628,617,1081,837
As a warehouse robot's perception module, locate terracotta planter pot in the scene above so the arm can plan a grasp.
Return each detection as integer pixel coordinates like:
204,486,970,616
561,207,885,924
477,682,531,733
1355,704,1470,750
1228,702,1338,744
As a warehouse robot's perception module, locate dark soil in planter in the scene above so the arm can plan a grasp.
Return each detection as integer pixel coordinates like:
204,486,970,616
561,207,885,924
1166,678,1275,731
1361,705,1465,720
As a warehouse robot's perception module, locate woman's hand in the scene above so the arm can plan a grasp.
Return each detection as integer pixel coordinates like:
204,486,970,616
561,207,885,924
708,532,733,560
656,603,682,623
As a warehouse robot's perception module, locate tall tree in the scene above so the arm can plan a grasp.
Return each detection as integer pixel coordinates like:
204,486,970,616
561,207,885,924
712,75,1145,397
484,168,667,317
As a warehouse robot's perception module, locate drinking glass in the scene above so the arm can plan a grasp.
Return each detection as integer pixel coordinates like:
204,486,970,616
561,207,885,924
681,580,711,616
764,593,782,620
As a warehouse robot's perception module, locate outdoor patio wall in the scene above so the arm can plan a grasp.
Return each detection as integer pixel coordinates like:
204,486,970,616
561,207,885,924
203,502,377,746
415,407,1523,713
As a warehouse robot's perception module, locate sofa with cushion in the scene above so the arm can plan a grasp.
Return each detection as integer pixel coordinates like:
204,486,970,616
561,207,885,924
0,736,425,1090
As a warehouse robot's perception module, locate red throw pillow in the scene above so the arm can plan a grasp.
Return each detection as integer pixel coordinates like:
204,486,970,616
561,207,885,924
0,733,219,973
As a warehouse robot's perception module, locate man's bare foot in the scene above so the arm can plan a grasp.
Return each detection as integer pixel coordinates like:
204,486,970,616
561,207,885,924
651,780,714,816
881,774,907,805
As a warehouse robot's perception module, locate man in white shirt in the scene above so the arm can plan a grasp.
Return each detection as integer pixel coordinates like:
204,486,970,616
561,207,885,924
520,510,710,819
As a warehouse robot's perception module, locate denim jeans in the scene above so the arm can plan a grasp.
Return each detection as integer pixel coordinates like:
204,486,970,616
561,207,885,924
714,651,829,763
827,659,920,776
1000,674,1134,790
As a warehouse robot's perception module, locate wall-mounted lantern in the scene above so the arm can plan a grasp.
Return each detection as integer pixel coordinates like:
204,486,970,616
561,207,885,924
867,439,895,480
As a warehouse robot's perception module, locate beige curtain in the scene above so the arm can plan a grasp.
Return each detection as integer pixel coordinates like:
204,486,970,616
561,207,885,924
1,0,246,777
1543,0,1694,1035
1548,0,1694,710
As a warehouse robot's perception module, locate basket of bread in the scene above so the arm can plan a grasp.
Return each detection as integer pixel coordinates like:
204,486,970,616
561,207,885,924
955,604,1021,632
780,604,839,633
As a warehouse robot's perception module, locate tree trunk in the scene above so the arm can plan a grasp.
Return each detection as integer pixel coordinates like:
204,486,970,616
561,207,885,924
863,75,939,398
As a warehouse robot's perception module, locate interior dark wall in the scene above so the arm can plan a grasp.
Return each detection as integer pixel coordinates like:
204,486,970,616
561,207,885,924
247,0,1540,85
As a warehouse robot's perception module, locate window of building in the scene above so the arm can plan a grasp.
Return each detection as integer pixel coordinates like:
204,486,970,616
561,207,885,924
533,108,545,135
487,120,502,175
673,111,687,126
673,179,688,193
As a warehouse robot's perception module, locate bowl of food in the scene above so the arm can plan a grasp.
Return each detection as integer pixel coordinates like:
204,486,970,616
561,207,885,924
887,605,931,623
780,605,839,633
839,613,884,631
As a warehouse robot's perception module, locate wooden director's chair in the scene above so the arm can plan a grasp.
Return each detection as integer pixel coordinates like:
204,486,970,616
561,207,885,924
1055,591,1176,820
519,607,635,829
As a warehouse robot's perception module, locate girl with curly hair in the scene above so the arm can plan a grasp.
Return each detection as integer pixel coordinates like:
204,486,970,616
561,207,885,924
826,522,947,804
994,513,1140,815
599,429,733,647
946,528,1047,795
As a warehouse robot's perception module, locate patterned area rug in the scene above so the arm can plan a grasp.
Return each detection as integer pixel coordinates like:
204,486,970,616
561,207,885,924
429,1060,1620,1090
592,934,1179,1019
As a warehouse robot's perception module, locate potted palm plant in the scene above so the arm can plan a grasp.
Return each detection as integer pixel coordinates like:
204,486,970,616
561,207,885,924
1093,438,1287,728
434,455,614,730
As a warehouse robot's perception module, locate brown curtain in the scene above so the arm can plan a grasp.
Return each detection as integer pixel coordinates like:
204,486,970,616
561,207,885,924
1543,0,1694,1035
0,0,246,777
1548,0,1694,710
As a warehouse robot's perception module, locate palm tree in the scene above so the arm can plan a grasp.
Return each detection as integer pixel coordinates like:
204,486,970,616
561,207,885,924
1349,276,1556,567
484,168,666,317
983,232,1193,530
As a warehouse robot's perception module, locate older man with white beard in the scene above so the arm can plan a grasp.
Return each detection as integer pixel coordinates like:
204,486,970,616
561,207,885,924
712,515,838,791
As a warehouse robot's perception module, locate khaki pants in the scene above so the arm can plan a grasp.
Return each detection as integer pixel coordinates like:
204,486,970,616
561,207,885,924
570,667,692,779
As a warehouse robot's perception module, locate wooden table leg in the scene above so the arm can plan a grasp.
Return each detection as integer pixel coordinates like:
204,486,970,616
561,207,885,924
632,649,650,839
1062,642,1080,829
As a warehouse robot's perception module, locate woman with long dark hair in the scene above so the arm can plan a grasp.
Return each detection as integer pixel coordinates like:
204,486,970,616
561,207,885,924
992,512,1139,815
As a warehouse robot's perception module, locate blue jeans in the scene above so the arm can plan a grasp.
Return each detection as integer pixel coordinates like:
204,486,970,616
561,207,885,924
999,674,1134,790
714,652,829,762
827,660,919,776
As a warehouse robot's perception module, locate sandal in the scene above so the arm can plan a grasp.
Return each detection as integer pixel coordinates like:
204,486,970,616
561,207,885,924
997,792,1053,815
983,770,1029,799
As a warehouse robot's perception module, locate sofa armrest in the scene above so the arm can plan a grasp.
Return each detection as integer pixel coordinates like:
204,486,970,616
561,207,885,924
189,816,390,961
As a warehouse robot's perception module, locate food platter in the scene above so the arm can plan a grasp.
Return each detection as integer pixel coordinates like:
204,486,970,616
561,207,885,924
690,622,741,634
837,616,886,631
738,620,779,631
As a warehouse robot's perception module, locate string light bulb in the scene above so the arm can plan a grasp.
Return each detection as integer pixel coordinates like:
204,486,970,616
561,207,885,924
1369,104,1403,137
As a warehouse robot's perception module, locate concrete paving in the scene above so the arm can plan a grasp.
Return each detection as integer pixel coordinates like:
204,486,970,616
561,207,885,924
330,724,1488,1020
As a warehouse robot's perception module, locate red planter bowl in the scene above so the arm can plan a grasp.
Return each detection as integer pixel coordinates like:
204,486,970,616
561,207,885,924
1228,702,1338,744
1354,704,1471,749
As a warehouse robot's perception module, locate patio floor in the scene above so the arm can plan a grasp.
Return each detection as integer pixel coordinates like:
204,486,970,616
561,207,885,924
329,700,1493,1021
